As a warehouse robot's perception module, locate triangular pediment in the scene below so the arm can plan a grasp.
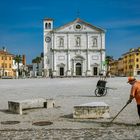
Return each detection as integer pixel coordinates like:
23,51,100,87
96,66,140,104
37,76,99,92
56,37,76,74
53,18,105,33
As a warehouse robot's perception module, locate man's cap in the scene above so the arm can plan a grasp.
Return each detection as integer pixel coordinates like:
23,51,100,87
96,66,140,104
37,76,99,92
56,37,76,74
127,77,136,83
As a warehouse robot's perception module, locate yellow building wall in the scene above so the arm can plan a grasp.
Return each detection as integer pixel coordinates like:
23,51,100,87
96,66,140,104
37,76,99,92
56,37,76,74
123,50,140,76
109,48,140,77
0,53,14,77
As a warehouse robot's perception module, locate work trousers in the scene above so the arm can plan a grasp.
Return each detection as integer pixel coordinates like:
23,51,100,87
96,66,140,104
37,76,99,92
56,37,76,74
137,105,140,118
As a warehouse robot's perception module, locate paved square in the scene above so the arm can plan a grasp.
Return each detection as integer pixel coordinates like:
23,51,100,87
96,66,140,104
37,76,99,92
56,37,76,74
0,77,140,139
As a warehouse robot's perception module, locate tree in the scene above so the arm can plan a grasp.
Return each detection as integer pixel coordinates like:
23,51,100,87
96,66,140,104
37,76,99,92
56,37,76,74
105,56,113,76
14,55,22,78
32,56,42,76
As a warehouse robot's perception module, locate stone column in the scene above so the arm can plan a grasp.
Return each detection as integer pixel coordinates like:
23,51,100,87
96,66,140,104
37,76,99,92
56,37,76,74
100,50,103,71
86,33,91,76
52,34,56,76
66,33,71,76
88,52,90,70
53,51,56,76
68,52,70,70
67,51,71,76
73,61,76,76
82,61,85,76
86,51,91,76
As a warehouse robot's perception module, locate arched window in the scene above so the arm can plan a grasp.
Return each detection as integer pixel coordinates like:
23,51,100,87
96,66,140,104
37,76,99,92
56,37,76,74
45,23,51,29
45,23,48,29
48,23,51,29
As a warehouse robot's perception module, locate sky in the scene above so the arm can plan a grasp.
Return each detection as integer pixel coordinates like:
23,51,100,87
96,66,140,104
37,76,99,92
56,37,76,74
0,0,140,64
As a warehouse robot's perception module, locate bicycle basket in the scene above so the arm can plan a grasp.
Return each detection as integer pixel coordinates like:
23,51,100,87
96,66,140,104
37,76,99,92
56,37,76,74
96,80,107,88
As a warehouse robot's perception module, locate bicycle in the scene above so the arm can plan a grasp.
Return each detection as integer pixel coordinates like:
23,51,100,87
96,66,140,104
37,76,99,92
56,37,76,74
94,79,108,97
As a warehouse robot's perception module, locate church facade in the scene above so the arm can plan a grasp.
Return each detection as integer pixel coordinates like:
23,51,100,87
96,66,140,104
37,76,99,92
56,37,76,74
43,18,106,77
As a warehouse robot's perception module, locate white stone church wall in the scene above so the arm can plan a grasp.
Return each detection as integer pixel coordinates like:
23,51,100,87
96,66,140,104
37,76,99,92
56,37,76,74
43,18,106,77
55,52,67,76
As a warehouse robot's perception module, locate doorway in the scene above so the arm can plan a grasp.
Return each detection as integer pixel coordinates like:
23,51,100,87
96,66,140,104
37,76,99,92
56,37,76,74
93,67,98,76
60,67,64,76
76,63,82,76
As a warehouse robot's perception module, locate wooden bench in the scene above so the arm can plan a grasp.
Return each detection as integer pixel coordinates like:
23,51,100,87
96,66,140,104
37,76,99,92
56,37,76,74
8,98,55,115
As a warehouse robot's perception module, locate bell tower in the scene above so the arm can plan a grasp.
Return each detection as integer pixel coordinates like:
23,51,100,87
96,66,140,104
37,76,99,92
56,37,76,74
44,18,53,31
43,18,54,77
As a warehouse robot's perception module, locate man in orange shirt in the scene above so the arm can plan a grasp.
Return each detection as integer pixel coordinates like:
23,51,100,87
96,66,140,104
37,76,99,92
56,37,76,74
127,77,140,125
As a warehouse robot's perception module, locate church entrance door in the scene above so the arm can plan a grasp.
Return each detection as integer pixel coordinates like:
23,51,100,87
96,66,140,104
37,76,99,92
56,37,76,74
60,67,64,76
93,67,98,76
76,63,82,76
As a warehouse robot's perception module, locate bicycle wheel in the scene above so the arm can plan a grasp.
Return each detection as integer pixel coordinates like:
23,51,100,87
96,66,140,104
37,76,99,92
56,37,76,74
94,88,104,97
102,88,107,96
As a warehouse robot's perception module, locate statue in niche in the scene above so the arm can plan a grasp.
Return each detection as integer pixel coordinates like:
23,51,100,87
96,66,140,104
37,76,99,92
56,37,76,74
60,38,64,46
76,37,80,46
93,38,97,47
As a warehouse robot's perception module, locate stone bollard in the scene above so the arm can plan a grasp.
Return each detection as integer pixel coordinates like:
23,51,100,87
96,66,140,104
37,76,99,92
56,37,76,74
45,99,55,108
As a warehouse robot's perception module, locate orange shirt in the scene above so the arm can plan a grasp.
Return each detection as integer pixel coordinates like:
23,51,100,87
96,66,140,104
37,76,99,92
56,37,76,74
131,80,140,105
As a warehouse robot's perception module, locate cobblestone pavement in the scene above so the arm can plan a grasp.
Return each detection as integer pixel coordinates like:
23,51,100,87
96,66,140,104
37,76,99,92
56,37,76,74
0,126,140,140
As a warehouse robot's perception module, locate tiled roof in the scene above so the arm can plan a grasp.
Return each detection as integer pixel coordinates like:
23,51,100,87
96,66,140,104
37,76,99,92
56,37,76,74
122,47,140,56
44,18,54,21
0,50,14,56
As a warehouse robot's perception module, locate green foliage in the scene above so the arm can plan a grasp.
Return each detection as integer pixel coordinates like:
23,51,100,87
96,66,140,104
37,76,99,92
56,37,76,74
14,55,22,78
14,55,22,64
32,57,41,64
105,56,113,65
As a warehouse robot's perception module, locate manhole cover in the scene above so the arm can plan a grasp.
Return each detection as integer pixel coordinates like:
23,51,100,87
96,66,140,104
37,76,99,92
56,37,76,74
1,121,20,125
32,121,53,126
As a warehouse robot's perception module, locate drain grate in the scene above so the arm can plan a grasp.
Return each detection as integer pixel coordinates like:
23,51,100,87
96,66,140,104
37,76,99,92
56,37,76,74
32,121,53,126
1,121,20,125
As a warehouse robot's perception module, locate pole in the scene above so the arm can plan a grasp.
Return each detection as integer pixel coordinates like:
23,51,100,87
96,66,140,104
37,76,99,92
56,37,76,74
110,103,129,123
